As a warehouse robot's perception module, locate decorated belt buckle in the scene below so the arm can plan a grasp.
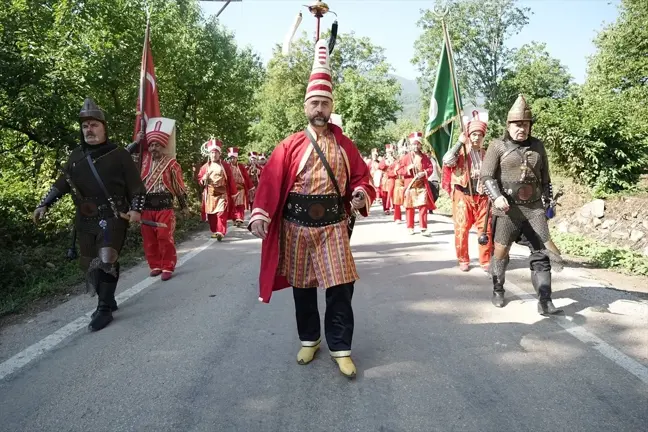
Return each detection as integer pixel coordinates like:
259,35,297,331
307,202,326,220
79,202,99,217
517,184,534,201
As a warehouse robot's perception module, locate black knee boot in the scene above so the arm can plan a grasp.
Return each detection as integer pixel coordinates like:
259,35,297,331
489,256,508,308
531,271,563,316
89,270,117,331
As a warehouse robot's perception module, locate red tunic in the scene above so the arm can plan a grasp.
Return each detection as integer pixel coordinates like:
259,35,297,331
248,124,376,303
229,162,255,211
197,160,237,221
396,153,436,210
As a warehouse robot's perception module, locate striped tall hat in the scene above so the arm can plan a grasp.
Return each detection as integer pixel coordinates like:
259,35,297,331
227,147,239,158
408,132,424,144
146,117,176,158
305,39,333,102
205,138,222,153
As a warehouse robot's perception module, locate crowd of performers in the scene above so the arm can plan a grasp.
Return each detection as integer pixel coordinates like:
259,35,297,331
32,37,564,380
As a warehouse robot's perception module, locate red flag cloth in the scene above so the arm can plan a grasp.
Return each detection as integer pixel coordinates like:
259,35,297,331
133,37,161,141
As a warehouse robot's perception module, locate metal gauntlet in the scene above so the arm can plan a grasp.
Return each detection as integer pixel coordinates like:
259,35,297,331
125,141,139,154
483,179,504,201
543,182,556,218
37,185,64,209
130,194,146,213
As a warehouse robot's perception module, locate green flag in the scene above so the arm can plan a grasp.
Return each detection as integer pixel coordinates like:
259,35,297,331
425,41,461,166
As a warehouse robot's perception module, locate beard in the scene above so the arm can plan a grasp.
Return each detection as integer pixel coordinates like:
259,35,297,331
308,113,330,127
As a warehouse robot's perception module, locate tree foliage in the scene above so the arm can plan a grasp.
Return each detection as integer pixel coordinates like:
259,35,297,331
250,31,402,154
412,0,530,106
0,0,263,248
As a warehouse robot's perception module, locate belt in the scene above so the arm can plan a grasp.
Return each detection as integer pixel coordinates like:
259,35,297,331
455,183,484,196
75,196,127,220
144,193,174,210
501,180,542,204
283,192,345,227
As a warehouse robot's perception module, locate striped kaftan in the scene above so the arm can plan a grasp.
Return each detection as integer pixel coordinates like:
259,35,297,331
278,129,359,289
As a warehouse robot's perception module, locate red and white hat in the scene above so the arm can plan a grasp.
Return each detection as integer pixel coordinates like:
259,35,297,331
248,151,258,159
408,132,424,144
146,117,177,158
467,110,488,136
258,153,267,161
385,144,394,152
204,138,222,153
305,39,333,102
228,147,239,158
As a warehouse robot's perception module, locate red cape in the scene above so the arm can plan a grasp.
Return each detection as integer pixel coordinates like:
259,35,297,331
248,124,376,303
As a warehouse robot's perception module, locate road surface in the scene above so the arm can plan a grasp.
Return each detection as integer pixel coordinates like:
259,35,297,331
1,205,647,432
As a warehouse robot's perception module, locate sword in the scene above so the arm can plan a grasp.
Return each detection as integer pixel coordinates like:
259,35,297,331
57,163,167,229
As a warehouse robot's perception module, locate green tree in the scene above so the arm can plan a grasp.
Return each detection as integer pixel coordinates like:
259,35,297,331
251,31,402,154
412,0,530,107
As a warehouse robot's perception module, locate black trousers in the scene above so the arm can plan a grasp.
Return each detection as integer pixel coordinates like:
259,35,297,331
515,231,551,272
292,283,354,356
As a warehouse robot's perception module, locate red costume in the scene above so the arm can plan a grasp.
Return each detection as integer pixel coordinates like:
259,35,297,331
441,112,492,271
378,144,396,214
140,117,188,280
397,132,437,233
198,139,237,241
226,147,255,225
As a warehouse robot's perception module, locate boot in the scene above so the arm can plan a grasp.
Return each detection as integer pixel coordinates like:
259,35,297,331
89,274,116,331
531,271,563,316
332,356,357,379
489,256,508,308
491,276,505,308
297,341,321,365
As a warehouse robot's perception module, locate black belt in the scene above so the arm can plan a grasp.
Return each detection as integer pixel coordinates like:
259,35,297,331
455,183,484,196
144,193,174,210
283,192,345,227
75,196,127,220
501,181,542,204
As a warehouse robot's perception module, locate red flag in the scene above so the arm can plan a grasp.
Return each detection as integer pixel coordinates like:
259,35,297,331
133,20,161,142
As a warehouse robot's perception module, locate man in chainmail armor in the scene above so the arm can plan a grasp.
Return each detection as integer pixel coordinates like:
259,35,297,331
33,98,147,331
480,94,563,315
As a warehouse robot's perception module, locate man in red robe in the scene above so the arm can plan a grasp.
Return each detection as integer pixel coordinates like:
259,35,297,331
368,147,383,207
248,39,375,379
226,147,254,227
378,144,396,214
442,111,492,272
138,118,189,281
397,132,437,235
198,139,237,241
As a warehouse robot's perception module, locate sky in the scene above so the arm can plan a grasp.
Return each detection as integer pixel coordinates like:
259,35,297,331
201,0,620,84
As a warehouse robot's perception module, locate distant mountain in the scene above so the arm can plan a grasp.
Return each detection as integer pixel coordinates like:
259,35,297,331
391,75,423,122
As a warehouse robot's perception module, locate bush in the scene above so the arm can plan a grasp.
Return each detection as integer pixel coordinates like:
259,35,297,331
533,93,648,195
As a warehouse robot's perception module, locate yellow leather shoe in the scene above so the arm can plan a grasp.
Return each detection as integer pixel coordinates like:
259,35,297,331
297,342,320,365
332,356,357,378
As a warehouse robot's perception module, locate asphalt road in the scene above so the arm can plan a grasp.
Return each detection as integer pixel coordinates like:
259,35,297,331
1,205,647,432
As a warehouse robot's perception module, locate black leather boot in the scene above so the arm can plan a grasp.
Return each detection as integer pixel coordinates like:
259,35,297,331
531,271,563,316
91,264,119,318
492,276,505,308
489,256,508,308
89,272,116,331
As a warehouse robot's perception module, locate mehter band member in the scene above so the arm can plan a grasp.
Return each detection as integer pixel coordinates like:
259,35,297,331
33,98,146,331
248,39,375,378
480,94,563,314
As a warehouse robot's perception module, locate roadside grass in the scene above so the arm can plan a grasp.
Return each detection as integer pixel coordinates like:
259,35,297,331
0,215,205,318
553,232,648,277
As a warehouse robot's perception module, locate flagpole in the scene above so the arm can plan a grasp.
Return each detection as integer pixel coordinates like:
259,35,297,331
438,10,472,196
138,11,151,171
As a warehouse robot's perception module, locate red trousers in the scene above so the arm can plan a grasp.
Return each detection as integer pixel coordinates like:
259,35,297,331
452,189,491,266
394,205,402,221
232,205,245,221
381,191,391,212
406,206,428,230
142,209,177,272
208,212,229,235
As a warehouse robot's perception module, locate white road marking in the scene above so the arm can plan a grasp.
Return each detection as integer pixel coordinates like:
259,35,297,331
0,238,216,382
503,280,648,385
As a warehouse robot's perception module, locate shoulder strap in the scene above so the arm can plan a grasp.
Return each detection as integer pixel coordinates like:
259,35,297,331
86,153,119,216
304,129,344,200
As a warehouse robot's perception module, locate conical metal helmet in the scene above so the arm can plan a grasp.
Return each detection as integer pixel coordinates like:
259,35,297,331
79,98,106,123
507,94,532,123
